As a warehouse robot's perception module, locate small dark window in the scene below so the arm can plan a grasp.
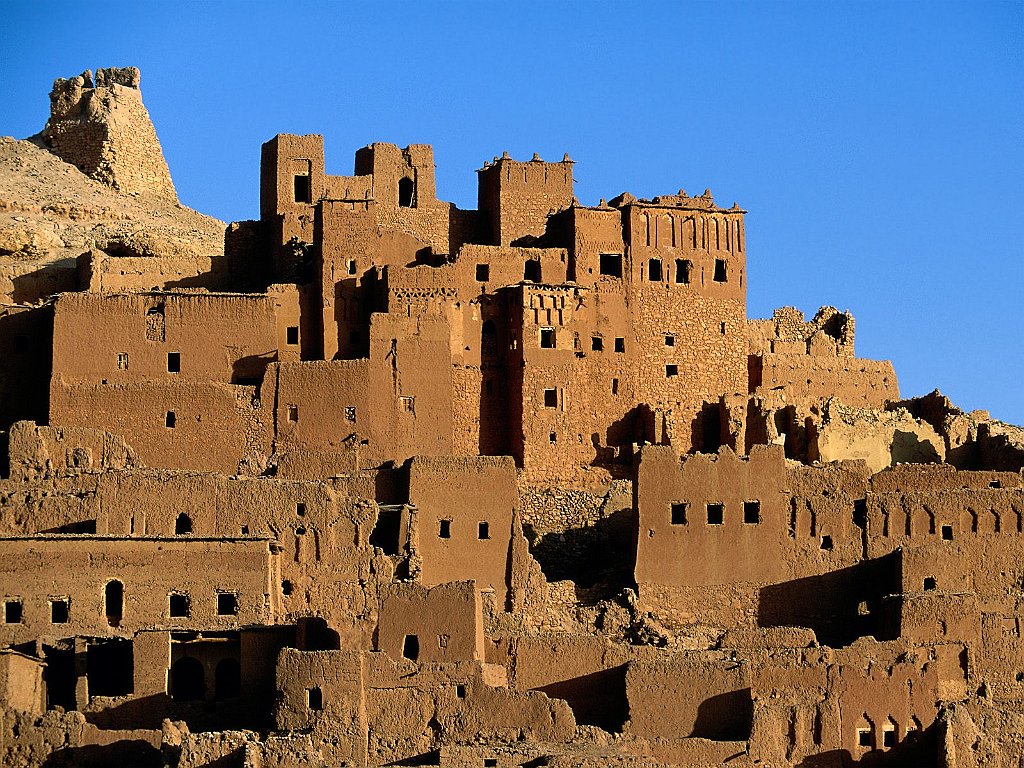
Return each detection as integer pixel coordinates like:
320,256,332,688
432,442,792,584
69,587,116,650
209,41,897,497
295,526,306,536
117,352,129,370
476,264,490,282
287,405,299,422
648,258,663,281
666,364,678,377
286,326,299,345
591,336,603,352
720,322,727,335
707,503,724,525
241,525,249,535
307,686,323,710
671,503,687,525
611,378,619,395
402,634,420,661
713,259,728,282
484,760,498,768
549,432,557,444
858,729,872,747
296,503,306,517
924,577,936,591
941,524,953,541
175,513,192,535
348,259,357,275
4,599,23,624
675,259,691,284
820,535,833,550
282,580,293,596
540,328,555,348
398,176,414,207
883,729,897,748
168,593,190,618
543,388,558,408
743,501,760,524
217,592,238,616
345,406,356,422
105,581,123,626
50,599,69,624
456,684,467,698
524,260,541,282
165,410,176,428
990,479,1001,489
614,337,625,353
167,352,180,373
599,253,623,277
439,519,451,539
293,174,311,203
665,335,675,346
478,521,490,540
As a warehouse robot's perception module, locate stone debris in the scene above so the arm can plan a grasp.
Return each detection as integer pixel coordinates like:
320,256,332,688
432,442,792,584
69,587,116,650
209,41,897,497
0,67,1021,767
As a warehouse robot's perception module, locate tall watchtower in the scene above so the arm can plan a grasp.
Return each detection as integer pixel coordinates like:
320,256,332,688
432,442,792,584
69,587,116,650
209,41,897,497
477,153,574,246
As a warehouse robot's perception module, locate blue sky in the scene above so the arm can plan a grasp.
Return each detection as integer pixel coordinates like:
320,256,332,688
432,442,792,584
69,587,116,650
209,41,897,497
4,1,1023,424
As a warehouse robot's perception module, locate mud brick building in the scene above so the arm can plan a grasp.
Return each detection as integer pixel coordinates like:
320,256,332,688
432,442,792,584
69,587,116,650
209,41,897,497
0,68,1022,767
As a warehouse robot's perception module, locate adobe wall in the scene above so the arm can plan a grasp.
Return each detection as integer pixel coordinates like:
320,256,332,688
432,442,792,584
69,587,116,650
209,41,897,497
477,155,574,246
376,581,483,664
42,68,177,201
0,536,278,644
409,456,517,606
0,303,52,436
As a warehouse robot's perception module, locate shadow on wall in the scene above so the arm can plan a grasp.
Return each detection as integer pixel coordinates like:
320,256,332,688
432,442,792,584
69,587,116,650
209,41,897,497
758,550,902,648
524,507,638,604
796,718,939,767
384,750,441,766
534,665,628,733
891,430,942,466
41,739,162,768
231,351,276,385
691,687,752,740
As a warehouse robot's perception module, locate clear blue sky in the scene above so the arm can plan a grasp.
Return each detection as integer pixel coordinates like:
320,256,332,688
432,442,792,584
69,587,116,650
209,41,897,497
4,1,1023,424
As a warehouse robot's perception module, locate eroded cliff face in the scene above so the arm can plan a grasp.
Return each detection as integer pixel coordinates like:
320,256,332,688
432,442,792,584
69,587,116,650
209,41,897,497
0,65,1023,768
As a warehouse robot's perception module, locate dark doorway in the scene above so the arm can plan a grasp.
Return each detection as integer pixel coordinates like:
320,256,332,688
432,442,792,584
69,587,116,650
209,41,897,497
398,177,415,207
87,639,134,698
214,658,241,700
170,656,205,701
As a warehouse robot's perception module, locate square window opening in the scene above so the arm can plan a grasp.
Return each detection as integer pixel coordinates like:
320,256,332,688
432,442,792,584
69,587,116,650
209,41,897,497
438,634,449,648
50,599,69,624
648,258,663,281
4,599,22,624
168,593,190,618
713,259,728,282
293,175,311,204
549,432,557,444
857,729,872,748
286,326,299,345
820,535,834,550
167,352,180,373
883,729,897,748
348,259,357,275
281,580,293,596
117,352,129,370
543,388,558,408
287,405,299,423
924,576,936,591
306,686,323,710
217,592,239,616
296,503,306,517
675,259,691,284
599,253,623,278
941,524,953,541
743,501,760,524
707,503,724,526
456,684,467,698
591,336,603,352
478,521,490,540
165,411,176,429
665,335,675,347
475,263,490,282
614,337,625,353
671,503,688,525
484,760,498,768
524,260,541,282
439,519,451,539
540,327,555,348
665,364,678,378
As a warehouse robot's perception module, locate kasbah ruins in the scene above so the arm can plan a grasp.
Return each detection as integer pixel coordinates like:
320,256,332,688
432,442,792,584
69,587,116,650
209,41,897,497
0,66,1021,768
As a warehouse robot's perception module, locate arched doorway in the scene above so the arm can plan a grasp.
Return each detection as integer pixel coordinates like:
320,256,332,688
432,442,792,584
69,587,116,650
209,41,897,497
170,656,205,701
